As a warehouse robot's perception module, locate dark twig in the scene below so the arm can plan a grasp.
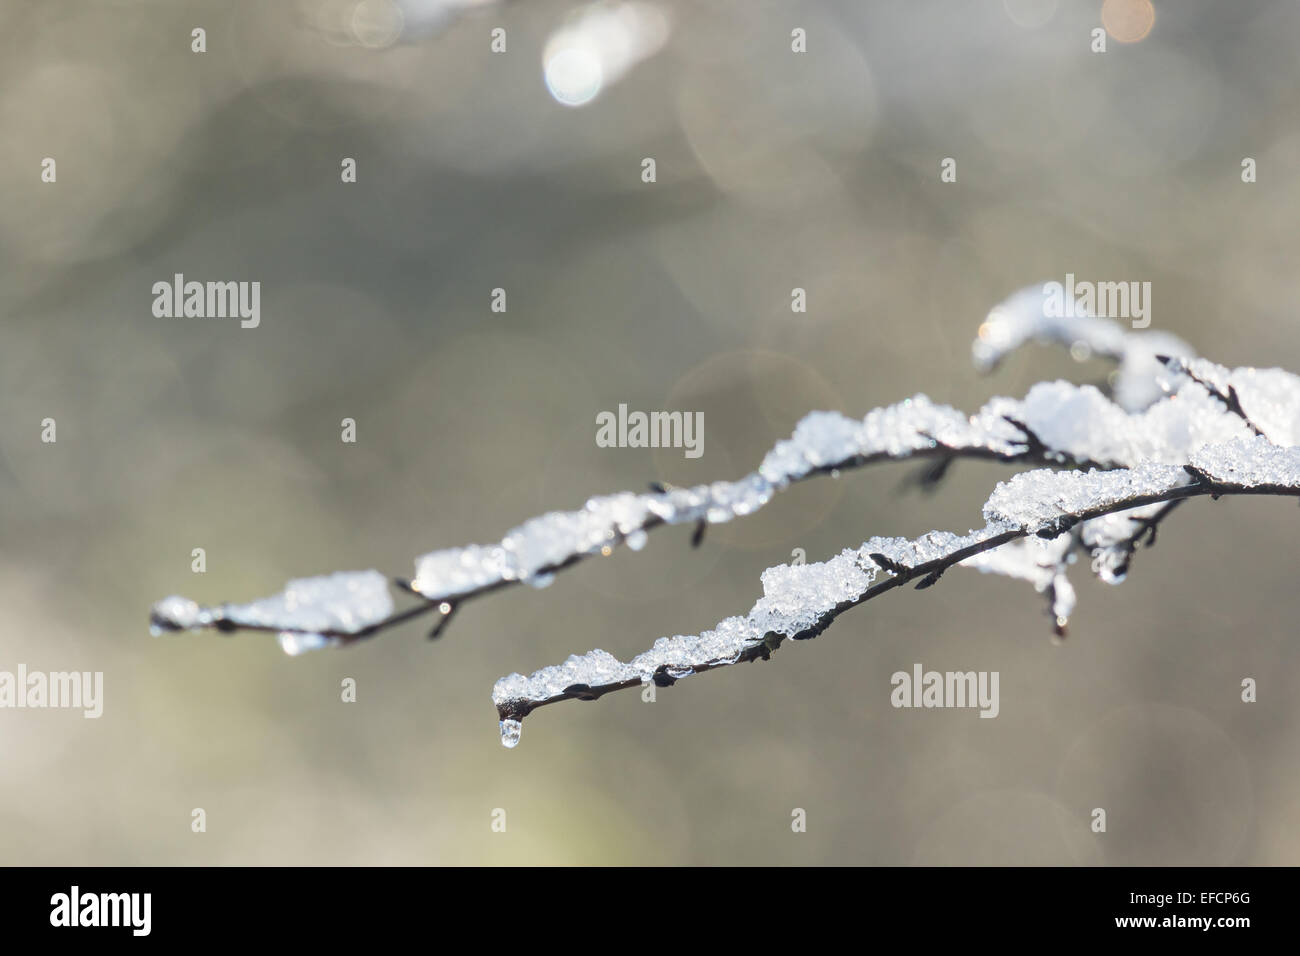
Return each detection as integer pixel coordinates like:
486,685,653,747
154,411,1124,647
497,477,1300,723
1157,355,1266,437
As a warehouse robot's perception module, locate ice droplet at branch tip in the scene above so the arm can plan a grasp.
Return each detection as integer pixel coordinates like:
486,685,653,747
499,719,522,749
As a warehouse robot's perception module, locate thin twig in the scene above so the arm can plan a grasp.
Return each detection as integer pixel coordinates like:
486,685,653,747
496,476,1300,723
152,416,1120,645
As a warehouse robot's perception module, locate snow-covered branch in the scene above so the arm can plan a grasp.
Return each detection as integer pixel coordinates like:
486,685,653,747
147,285,1300,748
149,375,1256,648
972,284,1195,411
492,437,1300,745
149,383,1147,650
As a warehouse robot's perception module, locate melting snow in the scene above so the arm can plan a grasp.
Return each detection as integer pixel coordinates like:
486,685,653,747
973,285,1195,411
494,437,1300,737
961,535,1077,622
151,570,393,643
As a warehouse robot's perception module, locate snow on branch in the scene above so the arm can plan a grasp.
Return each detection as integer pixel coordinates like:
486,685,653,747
146,284,1300,747
974,285,1195,411
148,385,1125,649
150,571,406,655
492,437,1300,746
1157,354,1300,446
149,367,1260,650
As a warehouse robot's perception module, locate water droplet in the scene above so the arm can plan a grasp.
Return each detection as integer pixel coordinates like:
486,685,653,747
149,624,163,638
278,631,336,656
525,571,556,589
499,718,522,749
625,530,648,551
438,602,452,615
1053,616,1069,643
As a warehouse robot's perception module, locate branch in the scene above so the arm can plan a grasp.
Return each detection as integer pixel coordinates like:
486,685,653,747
1155,354,1300,446
492,437,1300,745
155,280,1295,652
1081,499,1183,584
961,532,1076,636
153,358,1269,651
149,386,1141,648
141,287,1300,751
973,284,1197,411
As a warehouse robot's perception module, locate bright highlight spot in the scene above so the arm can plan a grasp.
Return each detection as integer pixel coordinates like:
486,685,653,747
545,46,604,107
543,2,671,108
1101,0,1155,44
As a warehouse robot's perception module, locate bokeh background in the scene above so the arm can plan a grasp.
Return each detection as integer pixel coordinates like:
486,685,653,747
2,0,1298,864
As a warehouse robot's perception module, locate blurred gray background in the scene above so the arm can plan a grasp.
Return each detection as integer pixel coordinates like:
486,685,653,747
1,0,1298,864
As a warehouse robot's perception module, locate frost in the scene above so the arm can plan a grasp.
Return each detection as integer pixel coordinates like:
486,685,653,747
150,570,393,646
